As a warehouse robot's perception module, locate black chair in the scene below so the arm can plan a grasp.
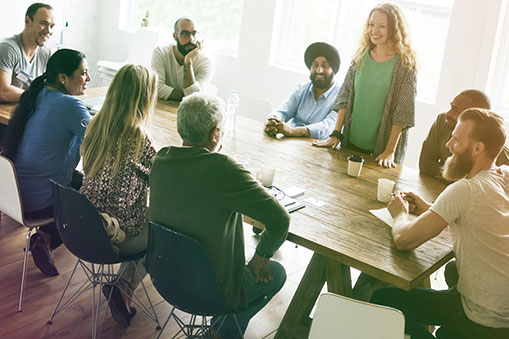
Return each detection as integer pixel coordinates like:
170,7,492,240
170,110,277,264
146,221,243,339
47,180,160,339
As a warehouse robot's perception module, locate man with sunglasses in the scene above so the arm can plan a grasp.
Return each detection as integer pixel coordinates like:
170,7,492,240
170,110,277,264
151,17,215,101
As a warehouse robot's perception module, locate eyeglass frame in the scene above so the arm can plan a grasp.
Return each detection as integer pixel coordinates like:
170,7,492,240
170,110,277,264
176,30,198,38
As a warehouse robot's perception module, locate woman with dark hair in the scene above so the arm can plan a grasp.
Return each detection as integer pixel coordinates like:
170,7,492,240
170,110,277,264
0,48,91,276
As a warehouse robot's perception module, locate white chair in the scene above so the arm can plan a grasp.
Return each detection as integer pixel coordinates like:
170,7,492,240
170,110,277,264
0,155,54,312
237,94,273,123
308,292,406,339
94,28,160,87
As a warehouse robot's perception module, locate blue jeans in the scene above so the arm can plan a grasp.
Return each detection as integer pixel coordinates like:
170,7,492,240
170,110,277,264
370,286,509,339
213,261,286,338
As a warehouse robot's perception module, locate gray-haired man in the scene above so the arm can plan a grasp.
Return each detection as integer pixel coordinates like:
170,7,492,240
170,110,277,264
149,93,290,338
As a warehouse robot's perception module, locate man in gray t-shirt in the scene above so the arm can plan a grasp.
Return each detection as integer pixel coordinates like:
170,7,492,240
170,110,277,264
0,3,54,103
372,108,509,338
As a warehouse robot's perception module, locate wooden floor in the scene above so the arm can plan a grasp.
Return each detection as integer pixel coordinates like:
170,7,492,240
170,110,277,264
0,212,448,339
0,212,315,339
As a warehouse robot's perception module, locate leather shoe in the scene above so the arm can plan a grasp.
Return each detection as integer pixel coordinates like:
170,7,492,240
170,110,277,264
102,284,131,327
29,233,59,276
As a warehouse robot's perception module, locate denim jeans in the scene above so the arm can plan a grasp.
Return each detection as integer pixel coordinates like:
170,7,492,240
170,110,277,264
213,261,286,339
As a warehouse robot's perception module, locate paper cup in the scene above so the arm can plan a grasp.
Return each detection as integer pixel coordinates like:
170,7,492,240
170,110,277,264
377,178,395,202
347,155,364,177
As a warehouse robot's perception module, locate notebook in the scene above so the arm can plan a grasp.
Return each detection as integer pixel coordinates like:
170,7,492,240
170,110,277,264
266,186,305,213
369,207,418,228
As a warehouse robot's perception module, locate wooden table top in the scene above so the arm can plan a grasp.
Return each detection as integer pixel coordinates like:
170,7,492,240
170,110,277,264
0,87,453,290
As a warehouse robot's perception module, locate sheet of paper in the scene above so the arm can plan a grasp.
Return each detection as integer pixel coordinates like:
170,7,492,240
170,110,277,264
304,197,325,207
369,208,418,228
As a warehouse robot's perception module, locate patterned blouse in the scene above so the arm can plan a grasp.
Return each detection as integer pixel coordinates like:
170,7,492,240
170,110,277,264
333,54,417,164
80,135,156,237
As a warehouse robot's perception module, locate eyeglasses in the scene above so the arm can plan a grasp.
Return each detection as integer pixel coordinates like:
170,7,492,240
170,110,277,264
267,185,286,201
177,30,198,38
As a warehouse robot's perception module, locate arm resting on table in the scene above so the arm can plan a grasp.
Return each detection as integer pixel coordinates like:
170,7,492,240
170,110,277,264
392,210,448,251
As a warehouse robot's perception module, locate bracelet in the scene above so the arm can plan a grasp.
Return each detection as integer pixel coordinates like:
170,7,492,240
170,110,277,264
330,130,343,141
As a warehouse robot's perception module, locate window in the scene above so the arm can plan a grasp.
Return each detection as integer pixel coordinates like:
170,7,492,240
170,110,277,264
488,0,509,120
125,0,244,56
271,0,454,103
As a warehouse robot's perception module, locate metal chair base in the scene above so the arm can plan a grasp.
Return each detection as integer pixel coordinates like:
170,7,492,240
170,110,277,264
157,309,243,339
47,259,160,339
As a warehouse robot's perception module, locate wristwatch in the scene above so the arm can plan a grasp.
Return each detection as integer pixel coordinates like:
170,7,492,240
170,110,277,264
255,249,273,259
330,130,344,141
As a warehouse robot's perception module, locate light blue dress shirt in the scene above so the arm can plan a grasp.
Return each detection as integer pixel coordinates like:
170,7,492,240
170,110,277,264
268,81,340,140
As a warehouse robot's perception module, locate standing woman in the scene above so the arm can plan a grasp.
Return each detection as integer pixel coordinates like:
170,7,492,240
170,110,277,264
80,64,157,327
314,3,417,167
1,49,91,276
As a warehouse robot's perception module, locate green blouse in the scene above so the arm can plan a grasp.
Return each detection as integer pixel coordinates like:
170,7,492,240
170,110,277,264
349,52,398,151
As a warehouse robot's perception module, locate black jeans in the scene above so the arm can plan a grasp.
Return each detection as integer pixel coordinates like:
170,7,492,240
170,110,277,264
24,170,84,249
370,286,509,339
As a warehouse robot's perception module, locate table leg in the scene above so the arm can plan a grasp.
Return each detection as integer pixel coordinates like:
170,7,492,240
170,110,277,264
275,252,327,339
417,277,434,333
326,261,352,297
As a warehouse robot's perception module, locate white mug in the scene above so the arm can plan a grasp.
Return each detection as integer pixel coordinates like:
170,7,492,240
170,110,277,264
257,167,276,187
377,178,395,202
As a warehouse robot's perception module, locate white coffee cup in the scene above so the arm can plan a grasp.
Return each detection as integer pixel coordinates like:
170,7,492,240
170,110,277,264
377,178,395,202
257,167,276,187
347,155,364,177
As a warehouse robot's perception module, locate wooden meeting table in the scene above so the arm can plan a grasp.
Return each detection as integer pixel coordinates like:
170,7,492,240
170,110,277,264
1,87,453,339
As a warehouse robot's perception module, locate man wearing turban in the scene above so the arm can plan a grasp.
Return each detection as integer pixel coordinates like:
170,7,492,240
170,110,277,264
264,42,340,140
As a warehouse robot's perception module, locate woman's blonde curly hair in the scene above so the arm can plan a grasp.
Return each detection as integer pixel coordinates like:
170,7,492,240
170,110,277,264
352,2,417,71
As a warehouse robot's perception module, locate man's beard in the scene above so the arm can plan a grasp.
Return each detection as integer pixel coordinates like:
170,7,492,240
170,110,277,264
177,40,196,56
310,72,333,90
442,148,473,181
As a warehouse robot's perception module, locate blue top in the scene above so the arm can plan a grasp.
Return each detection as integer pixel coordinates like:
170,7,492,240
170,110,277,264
13,87,91,212
268,81,340,140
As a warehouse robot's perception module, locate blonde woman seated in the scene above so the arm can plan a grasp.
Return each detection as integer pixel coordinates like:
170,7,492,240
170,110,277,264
80,64,157,327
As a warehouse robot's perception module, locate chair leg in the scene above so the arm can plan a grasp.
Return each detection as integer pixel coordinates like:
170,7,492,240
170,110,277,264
91,264,106,339
115,262,161,328
48,259,82,323
156,306,176,339
232,314,244,338
18,228,33,312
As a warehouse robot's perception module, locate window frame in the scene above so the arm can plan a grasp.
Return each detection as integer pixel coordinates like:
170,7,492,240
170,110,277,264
270,0,454,103
487,0,509,120
121,0,242,57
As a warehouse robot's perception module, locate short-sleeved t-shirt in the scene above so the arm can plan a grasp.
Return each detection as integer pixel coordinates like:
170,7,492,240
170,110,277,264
349,52,397,151
430,166,509,328
0,34,51,89
13,88,91,212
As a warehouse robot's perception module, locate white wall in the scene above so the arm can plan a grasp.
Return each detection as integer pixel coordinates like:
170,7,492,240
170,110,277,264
63,0,100,71
93,0,509,169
